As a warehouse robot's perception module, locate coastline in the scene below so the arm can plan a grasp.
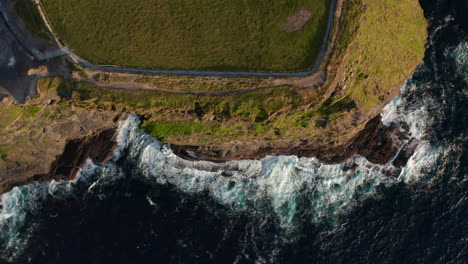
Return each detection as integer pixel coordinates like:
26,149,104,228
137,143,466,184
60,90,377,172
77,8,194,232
0,111,418,197
0,0,427,196
171,115,416,166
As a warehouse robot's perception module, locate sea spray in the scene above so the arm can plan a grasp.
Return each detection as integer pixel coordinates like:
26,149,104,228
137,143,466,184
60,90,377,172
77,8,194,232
0,158,99,261
1,40,464,261
0,79,438,260
0,2,465,262
116,110,425,229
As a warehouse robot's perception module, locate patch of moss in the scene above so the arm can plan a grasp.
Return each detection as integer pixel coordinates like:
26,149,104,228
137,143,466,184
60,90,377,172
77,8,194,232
0,106,22,128
21,106,42,118
72,81,306,122
0,146,15,160
141,120,210,140
38,77,73,98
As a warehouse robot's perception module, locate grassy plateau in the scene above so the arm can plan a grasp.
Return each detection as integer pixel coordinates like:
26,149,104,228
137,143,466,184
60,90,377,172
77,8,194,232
41,0,329,72
21,0,426,146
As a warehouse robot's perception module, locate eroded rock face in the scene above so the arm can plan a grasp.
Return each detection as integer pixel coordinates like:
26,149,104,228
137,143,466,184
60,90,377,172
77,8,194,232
46,126,119,181
21,124,120,192
0,110,419,197
0,111,125,195
172,115,418,168
0,125,120,195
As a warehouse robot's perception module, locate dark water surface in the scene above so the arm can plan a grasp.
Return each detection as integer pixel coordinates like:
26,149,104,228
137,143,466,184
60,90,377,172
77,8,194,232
0,0,466,263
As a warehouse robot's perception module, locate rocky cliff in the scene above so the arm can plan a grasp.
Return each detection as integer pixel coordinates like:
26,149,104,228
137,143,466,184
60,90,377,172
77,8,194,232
173,115,418,167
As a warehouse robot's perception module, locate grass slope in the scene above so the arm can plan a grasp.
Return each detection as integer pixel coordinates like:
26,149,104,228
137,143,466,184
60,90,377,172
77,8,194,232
343,0,427,110
38,78,362,144
41,0,329,72
29,0,426,146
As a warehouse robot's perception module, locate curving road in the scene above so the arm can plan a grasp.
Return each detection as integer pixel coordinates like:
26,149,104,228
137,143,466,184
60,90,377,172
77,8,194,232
33,0,338,78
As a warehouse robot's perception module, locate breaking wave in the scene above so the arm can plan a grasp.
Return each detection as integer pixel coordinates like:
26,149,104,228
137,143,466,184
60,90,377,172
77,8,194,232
0,73,442,262
1,8,466,263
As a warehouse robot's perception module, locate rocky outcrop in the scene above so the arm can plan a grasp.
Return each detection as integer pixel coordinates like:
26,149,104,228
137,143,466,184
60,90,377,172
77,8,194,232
0,111,419,198
26,125,120,184
0,110,125,196
46,126,119,180
0,123,121,195
172,115,418,168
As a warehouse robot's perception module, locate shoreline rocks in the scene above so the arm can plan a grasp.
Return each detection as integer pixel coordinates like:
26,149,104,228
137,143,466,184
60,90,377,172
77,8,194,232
172,115,417,167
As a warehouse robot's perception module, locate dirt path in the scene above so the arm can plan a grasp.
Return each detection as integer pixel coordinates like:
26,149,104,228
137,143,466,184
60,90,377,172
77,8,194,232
1,0,337,96
77,77,295,96
73,68,326,95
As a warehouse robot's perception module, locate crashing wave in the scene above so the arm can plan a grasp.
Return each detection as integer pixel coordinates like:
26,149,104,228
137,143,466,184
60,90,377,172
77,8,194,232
0,91,429,261
3,39,466,263
0,92,430,260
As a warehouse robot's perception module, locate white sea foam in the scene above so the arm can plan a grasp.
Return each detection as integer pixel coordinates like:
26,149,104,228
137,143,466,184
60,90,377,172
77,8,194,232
7,56,15,68
0,91,435,259
118,116,399,229
3,84,433,244
110,77,434,228
3,41,462,258
0,158,98,260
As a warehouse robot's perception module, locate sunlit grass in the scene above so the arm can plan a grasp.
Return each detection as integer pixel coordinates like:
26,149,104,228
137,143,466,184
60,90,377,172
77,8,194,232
42,0,329,72
344,0,427,110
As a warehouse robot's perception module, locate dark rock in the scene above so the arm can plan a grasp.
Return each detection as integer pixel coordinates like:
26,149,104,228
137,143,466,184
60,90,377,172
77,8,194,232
173,115,416,167
393,138,419,168
47,127,119,181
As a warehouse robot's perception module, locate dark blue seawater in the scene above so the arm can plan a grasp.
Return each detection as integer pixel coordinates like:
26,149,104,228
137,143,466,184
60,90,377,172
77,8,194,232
0,0,467,263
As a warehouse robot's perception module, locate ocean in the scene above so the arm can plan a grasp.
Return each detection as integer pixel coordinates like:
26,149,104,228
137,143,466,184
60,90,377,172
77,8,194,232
0,0,466,263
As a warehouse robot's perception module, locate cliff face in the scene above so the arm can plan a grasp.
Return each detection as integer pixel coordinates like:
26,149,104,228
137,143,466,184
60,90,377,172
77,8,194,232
0,111,418,198
19,125,120,190
0,0,426,196
172,115,418,167
46,126,119,181
156,0,426,161
0,118,122,195
0,87,125,195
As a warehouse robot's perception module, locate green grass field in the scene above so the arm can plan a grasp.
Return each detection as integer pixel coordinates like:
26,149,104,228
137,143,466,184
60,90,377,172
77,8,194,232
41,0,329,72
31,0,426,146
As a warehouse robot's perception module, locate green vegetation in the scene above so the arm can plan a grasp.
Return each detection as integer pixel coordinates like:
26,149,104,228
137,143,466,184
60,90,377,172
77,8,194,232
0,105,42,127
25,0,426,146
132,75,276,93
308,97,356,117
0,105,22,129
0,146,16,160
141,121,212,140
73,81,306,123
21,106,42,118
337,0,363,50
37,79,363,144
342,0,427,110
42,0,329,72
38,76,74,98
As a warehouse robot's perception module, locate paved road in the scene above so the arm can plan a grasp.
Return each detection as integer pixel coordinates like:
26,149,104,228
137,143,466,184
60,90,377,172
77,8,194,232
1,0,337,78
35,0,338,78
0,0,67,61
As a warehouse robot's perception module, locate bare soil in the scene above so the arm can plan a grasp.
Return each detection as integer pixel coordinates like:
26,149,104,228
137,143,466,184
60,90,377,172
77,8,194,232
281,8,313,32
